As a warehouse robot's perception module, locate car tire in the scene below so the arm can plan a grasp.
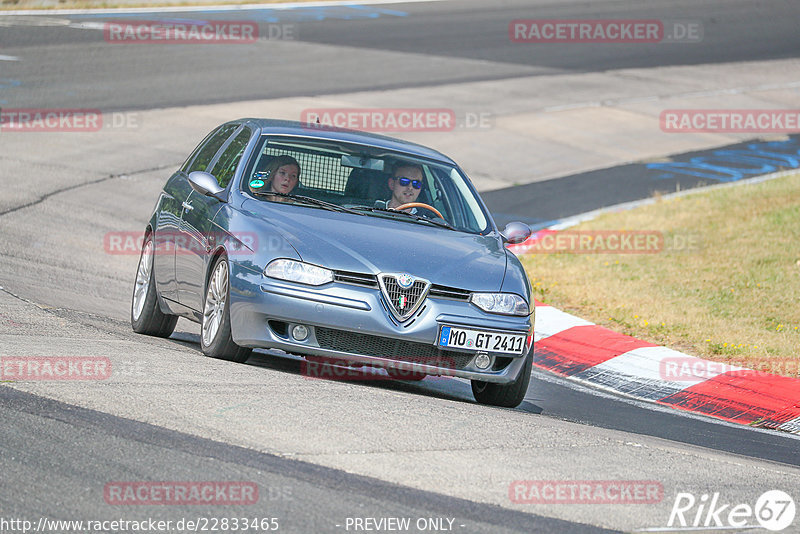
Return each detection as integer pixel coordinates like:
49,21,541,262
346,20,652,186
201,255,251,363
470,346,533,408
131,234,178,337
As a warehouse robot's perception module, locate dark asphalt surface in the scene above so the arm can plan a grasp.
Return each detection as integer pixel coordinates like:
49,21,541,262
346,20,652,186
484,134,800,227
526,369,800,469
1,0,799,110
2,1,800,531
0,386,614,534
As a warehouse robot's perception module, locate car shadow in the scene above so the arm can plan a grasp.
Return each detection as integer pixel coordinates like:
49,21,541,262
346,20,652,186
165,329,543,412
165,330,203,350
246,350,477,405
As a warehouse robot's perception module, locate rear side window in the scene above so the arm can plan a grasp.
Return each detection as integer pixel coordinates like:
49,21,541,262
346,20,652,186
210,128,251,188
185,124,239,173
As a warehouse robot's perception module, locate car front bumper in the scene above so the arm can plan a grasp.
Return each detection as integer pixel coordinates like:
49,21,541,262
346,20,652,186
229,267,533,384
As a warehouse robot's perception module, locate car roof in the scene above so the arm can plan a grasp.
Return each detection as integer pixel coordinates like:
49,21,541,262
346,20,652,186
234,118,457,165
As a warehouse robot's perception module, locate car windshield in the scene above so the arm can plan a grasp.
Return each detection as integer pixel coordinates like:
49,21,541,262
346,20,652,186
242,136,490,234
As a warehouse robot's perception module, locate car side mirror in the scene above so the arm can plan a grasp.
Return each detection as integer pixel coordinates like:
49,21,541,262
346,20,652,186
187,171,226,202
500,222,532,244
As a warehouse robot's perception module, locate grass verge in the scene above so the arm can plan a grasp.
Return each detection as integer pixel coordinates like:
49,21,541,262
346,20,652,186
518,172,800,378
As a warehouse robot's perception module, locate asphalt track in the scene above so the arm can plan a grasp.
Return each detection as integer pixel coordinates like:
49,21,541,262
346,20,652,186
1,0,799,110
484,134,800,227
2,1,800,533
2,387,605,534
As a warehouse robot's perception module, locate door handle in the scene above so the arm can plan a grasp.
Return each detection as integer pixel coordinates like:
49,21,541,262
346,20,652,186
181,202,194,211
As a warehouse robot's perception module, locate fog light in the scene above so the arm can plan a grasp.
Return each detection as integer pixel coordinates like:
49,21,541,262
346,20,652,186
474,353,491,370
291,324,309,341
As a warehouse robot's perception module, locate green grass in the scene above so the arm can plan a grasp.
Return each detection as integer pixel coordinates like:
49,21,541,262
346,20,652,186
520,172,800,377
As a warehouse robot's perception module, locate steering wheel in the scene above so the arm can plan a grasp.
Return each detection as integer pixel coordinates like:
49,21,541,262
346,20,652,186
394,202,444,220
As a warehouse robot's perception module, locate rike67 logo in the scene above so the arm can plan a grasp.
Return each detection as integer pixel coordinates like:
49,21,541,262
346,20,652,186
666,490,795,531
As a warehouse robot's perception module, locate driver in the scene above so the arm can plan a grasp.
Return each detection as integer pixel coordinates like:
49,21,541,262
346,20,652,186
387,163,424,213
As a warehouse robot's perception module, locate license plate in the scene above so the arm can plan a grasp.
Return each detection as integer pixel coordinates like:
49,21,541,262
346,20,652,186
438,326,526,354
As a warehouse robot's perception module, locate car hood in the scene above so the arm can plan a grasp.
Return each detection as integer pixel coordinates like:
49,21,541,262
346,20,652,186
242,200,507,292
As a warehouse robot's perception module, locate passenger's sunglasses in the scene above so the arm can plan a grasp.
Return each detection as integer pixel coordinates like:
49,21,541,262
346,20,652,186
393,176,423,189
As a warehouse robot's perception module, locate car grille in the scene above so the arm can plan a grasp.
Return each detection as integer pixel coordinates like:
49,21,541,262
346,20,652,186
334,270,378,287
378,274,430,321
314,327,474,370
333,270,471,302
428,284,471,301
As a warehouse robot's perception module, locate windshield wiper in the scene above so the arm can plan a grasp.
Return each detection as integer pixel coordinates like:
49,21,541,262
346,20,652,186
350,206,457,231
253,191,362,216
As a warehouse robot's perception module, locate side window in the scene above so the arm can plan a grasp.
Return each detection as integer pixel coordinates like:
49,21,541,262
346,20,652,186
210,128,252,188
185,124,239,174
424,167,449,219
180,128,217,173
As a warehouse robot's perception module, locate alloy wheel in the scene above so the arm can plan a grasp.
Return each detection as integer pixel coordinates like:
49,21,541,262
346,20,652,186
202,260,228,347
132,240,153,321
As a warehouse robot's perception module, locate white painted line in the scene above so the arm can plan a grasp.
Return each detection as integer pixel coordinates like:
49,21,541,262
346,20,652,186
533,305,593,342
0,0,441,17
571,344,746,401
779,416,800,434
574,368,688,401
0,54,19,61
533,365,800,438
589,345,742,385
68,21,107,30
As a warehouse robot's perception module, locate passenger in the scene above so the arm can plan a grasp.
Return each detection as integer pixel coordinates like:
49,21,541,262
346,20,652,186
249,155,301,201
387,163,424,213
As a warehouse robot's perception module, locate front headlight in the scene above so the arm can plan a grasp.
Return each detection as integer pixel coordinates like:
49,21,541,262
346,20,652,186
470,293,530,316
264,259,333,286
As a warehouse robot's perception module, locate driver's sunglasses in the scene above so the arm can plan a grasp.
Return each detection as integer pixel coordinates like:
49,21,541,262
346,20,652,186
393,176,423,189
